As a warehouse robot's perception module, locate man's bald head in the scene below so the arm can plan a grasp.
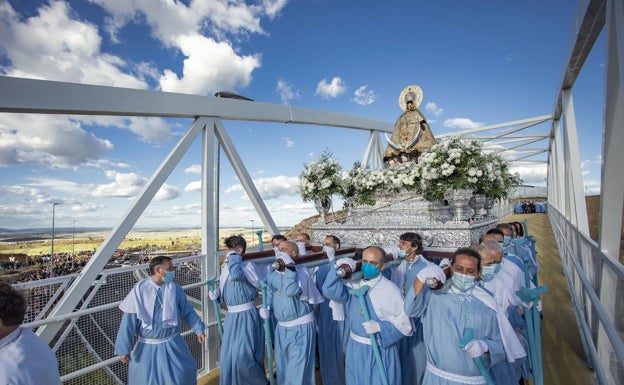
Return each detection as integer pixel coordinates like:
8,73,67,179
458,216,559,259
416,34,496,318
480,233,502,243
278,240,299,257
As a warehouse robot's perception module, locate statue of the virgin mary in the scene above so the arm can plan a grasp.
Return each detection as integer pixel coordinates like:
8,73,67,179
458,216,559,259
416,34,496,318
383,85,436,165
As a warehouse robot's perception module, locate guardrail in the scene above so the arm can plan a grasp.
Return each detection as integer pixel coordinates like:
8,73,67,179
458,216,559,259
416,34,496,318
13,255,209,385
548,205,624,385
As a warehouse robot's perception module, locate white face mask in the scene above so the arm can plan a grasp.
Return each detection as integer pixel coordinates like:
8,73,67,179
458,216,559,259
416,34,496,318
451,271,476,292
322,245,336,259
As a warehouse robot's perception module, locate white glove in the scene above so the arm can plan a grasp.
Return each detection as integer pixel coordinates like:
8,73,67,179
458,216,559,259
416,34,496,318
277,253,295,266
208,288,220,300
439,258,451,269
362,320,381,334
383,245,400,259
522,299,543,312
323,245,336,260
463,340,488,358
296,241,307,256
416,264,446,284
259,307,270,319
336,257,356,271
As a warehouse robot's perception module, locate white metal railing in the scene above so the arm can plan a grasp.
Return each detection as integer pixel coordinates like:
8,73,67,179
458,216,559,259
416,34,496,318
14,255,212,385
548,205,624,385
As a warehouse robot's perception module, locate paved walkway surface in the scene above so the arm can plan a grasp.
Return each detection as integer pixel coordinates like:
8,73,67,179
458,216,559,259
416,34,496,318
508,213,595,385
199,212,596,385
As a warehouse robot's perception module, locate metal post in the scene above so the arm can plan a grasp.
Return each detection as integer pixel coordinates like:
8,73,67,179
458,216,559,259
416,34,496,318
72,221,75,268
250,220,254,246
51,202,61,266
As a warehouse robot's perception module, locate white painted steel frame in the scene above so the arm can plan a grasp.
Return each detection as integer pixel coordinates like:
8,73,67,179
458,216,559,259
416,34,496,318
546,1,623,384
597,1,624,384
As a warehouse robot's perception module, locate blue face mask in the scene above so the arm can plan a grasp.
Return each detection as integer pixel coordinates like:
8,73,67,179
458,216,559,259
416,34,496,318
397,249,408,258
451,271,475,292
503,236,511,247
361,262,380,279
163,271,175,284
480,263,501,281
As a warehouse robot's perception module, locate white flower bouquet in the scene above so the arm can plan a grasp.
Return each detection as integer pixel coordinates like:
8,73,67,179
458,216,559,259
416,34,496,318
298,150,343,202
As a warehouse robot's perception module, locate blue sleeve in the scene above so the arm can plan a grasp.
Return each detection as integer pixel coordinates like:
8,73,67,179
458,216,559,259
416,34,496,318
321,264,348,303
114,312,138,355
280,268,302,297
404,284,428,318
177,285,206,334
227,253,246,281
378,318,408,349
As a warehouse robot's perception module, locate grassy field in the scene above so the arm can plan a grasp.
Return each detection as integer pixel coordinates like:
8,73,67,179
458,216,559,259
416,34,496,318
0,228,273,261
1,195,620,262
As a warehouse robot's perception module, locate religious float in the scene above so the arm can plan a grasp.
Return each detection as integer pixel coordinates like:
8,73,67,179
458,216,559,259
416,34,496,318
299,85,521,250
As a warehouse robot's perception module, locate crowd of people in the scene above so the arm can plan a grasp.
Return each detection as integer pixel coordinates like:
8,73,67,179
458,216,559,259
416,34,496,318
514,201,547,214
1,252,91,284
205,223,542,385
0,221,542,385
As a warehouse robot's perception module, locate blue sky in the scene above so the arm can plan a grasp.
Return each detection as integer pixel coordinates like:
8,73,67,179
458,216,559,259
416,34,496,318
0,0,605,230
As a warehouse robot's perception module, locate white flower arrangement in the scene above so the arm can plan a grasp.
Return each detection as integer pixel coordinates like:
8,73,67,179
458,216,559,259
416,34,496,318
298,150,343,202
340,161,420,206
298,138,521,207
416,136,521,200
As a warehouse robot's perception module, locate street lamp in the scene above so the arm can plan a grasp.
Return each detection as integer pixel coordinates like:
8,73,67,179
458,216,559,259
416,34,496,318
72,220,76,268
51,202,62,265
250,220,254,246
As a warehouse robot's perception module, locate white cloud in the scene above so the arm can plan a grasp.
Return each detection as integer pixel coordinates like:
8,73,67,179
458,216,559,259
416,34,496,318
154,184,180,201
184,180,202,192
276,79,300,104
315,77,347,99
351,85,377,106
425,102,443,116
185,165,202,174
282,137,295,148
159,34,261,95
91,0,281,42
92,170,179,201
443,118,484,130
224,175,299,200
0,114,113,168
510,164,547,185
0,1,148,88
127,117,173,143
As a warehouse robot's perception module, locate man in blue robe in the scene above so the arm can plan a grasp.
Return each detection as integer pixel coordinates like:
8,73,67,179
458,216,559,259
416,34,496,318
405,248,507,385
315,234,348,385
260,240,324,385
115,256,206,385
209,235,267,385
322,245,413,385
394,232,439,385
474,242,527,384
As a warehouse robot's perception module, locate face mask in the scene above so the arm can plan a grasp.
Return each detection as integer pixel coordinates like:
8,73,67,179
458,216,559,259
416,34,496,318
480,264,501,281
397,249,408,258
361,262,380,280
322,245,335,259
163,271,175,284
503,236,511,247
451,271,475,292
